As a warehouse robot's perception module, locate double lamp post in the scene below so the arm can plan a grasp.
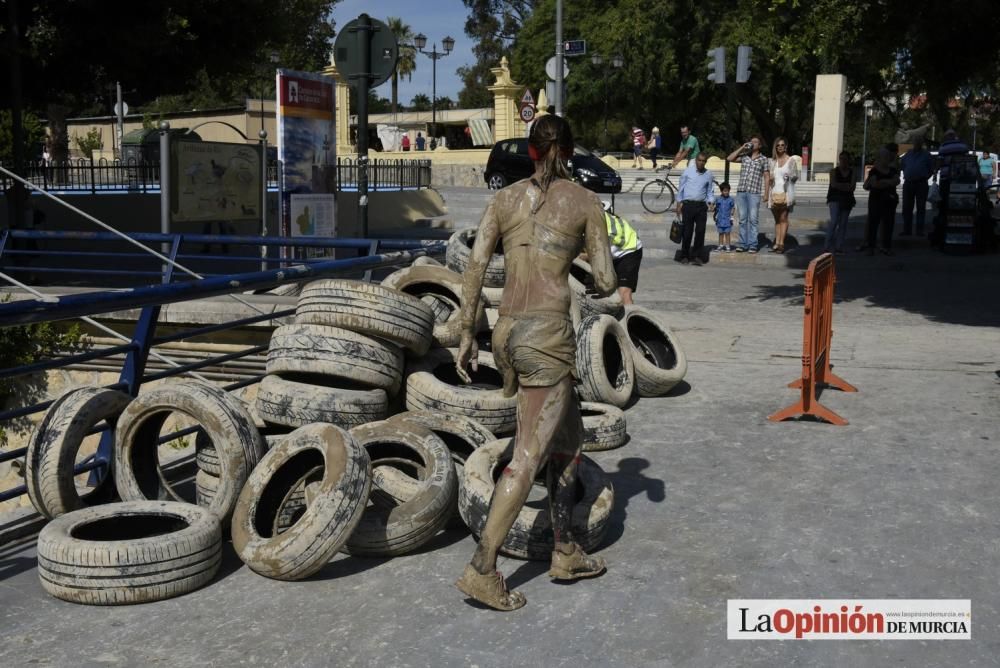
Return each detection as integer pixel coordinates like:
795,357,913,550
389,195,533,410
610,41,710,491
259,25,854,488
413,33,454,148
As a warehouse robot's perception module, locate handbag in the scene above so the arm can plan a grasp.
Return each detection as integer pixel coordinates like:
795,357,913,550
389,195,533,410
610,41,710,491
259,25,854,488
669,217,683,243
771,192,788,206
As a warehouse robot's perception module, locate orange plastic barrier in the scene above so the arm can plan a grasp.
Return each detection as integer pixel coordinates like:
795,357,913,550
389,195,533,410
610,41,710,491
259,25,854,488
769,253,857,425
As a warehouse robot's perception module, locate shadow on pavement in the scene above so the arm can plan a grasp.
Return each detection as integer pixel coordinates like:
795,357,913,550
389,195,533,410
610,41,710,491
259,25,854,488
601,457,666,549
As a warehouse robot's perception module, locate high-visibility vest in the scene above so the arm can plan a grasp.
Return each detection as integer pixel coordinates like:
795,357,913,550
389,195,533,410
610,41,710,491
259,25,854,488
604,212,641,257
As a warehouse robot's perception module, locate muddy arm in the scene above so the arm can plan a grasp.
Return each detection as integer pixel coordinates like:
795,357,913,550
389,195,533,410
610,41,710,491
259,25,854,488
459,199,501,335
584,203,617,298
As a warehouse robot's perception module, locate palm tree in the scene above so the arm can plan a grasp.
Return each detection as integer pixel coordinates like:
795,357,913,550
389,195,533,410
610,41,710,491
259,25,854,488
387,17,417,115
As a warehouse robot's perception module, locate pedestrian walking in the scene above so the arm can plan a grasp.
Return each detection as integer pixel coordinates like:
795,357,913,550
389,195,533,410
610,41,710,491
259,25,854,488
601,201,643,304
765,137,798,254
454,113,615,611
979,148,996,187
674,152,715,266
900,136,933,236
863,146,901,256
648,127,662,170
825,150,856,254
401,134,411,152
726,135,770,253
713,182,735,252
631,125,646,169
415,132,426,151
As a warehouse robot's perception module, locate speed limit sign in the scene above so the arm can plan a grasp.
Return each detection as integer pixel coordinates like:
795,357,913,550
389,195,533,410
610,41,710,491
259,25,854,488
519,104,536,123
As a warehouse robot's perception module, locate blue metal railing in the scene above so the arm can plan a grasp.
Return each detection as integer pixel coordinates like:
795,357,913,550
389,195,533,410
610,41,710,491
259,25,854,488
0,230,446,503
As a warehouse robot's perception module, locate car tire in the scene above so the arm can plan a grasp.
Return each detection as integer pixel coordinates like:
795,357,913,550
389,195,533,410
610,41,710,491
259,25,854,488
380,265,486,348
255,374,388,430
345,420,457,556
404,348,517,435
486,172,507,190
445,228,506,288
36,500,222,605
25,386,133,519
458,438,614,560
575,314,636,408
295,279,435,356
569,258,625,320
621,306,688,396
580,402,628,452
114,380,266,527
231,423,372,580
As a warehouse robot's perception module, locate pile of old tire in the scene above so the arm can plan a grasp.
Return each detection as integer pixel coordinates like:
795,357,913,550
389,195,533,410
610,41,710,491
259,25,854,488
619,305,688,396
580,402,628,451
403,347,517,436
37,500,222,604
458,438,614,560
256,279,435,431
569,257,625,322
114,380,266,527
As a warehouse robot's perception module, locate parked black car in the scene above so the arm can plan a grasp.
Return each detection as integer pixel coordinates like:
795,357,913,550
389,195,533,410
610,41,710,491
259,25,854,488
484,138,622,193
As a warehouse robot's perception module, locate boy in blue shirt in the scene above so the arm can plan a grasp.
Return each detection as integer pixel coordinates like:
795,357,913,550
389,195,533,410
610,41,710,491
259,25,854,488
713,182,735,252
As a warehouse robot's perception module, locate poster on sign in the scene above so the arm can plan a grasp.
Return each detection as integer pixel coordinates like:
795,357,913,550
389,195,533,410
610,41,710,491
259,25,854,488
276,69,337,257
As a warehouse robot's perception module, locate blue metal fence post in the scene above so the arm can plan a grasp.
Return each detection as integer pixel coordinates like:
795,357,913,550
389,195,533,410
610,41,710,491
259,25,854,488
88,236,181,485
362,239,380,282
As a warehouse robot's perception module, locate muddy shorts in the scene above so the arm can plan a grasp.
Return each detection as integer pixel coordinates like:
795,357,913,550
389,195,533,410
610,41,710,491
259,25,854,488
492,314,577,397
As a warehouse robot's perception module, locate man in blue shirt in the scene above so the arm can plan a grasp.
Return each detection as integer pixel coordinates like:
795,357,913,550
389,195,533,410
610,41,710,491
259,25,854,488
900,136,934,236
674,152,716,265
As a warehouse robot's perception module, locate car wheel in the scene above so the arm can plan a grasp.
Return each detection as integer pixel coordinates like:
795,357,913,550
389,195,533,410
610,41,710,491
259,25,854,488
486,172,507,190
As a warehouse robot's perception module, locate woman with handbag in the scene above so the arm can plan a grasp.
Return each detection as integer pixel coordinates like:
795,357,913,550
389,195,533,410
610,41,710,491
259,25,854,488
765,137,798,253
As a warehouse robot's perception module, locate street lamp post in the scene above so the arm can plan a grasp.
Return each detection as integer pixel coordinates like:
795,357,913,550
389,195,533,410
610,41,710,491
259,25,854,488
970,116,977,152
861,99,874,180
590,53,624,153
414,33,454,148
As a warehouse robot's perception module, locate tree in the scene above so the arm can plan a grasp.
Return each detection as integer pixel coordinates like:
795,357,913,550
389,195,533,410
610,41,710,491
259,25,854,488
458,1,537,109
410,94,432,111
386,17,417,115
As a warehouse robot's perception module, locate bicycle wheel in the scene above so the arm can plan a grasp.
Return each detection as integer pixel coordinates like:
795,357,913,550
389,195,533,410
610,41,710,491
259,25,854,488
641,179,676,214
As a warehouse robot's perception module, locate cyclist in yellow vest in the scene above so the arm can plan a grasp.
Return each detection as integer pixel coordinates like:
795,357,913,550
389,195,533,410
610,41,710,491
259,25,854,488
601,201,643,305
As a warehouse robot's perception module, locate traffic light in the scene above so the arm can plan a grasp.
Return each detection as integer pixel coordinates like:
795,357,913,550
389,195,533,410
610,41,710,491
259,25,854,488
736,45,752,83
706,47,725,84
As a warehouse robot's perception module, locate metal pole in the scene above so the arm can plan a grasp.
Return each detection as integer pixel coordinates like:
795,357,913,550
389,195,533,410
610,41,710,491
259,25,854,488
555,0,564,116
116,81,124,155
7,0,26,226
159,121,171,276
860,107,869,181
260,130,268,271
357,13,372,239
431,47,437,143
724,82,734,184
603,70,609,153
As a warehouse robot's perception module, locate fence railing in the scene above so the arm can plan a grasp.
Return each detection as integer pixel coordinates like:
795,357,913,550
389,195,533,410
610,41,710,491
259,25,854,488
0,157,432,194
0,230,447,504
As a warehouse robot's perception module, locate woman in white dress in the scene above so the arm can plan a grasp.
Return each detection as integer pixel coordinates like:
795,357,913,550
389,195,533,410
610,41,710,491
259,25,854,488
765,137,799,253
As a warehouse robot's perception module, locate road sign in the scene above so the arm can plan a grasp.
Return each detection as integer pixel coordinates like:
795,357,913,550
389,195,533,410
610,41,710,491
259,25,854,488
545,56,570,81
563,40,586,56
520,88,535,106
334,15,399,89
113,101,129,117
519,104,536,123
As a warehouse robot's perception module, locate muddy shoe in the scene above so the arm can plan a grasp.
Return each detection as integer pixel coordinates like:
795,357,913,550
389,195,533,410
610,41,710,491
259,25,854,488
548,543,607,581
455,564,526,611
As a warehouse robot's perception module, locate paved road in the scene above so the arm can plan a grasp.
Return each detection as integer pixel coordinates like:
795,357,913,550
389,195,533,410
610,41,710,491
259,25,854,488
2,240,998,665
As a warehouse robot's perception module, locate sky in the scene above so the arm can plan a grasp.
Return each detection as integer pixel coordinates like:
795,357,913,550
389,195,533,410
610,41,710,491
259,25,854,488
331,0,477,105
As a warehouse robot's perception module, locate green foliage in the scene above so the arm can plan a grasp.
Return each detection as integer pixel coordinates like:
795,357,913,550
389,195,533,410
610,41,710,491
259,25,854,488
459,1,538,109
0,315,84,447
387,17,418,114
410,94,432,112
0,110,46,164
74,128,104,158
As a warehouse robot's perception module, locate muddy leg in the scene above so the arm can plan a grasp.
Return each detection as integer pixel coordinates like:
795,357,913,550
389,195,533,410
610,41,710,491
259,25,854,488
470,379,572,574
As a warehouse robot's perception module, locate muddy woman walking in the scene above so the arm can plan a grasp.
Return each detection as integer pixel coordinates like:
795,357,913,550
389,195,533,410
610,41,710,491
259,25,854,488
454,114,617,611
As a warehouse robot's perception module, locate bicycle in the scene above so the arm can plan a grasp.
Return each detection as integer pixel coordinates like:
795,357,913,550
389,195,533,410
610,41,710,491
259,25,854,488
640,166,724,215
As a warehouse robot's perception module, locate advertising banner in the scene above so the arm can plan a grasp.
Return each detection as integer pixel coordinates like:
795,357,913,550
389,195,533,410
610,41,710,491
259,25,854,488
276,69,337,255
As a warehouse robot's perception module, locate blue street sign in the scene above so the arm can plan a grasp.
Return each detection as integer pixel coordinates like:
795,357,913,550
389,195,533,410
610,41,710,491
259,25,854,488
563,40,586,56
